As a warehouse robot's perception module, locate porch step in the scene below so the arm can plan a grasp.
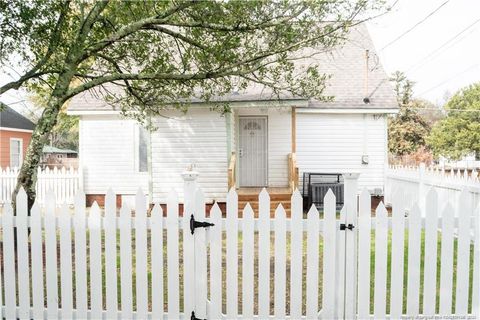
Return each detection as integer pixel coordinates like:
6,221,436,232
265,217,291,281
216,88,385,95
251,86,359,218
238,196,292,217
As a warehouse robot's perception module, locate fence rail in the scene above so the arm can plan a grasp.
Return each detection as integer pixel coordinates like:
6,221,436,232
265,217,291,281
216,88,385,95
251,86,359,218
0,166,81,204
0,173,479,319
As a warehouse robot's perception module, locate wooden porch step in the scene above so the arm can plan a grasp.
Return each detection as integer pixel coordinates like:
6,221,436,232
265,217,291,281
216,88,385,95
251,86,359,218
237,194,292,202
237,187,293,217
238,199,292,217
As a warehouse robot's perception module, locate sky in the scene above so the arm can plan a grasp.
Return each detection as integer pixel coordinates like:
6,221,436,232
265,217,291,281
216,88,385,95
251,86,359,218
367,0,480,105
1,0,480,113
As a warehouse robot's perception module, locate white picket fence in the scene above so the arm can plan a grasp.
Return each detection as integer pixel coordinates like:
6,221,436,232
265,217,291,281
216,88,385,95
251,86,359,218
385,163,480,214
0,166,81,204
0,173,479,319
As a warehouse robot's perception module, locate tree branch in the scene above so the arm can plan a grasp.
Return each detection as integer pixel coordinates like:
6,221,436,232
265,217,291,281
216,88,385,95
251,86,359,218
141,25,209,50
0,0,71,95
80,1,199,62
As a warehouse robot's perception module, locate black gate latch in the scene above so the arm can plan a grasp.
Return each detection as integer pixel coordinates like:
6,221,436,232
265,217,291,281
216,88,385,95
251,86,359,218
340,223,355,231
191,311,206,320
190,214,215,234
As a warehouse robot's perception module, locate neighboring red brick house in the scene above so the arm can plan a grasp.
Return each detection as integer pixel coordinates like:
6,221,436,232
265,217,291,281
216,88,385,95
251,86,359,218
0,106,35,168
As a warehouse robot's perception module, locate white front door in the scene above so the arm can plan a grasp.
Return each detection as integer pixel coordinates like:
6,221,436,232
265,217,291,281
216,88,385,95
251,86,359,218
238,116,268,187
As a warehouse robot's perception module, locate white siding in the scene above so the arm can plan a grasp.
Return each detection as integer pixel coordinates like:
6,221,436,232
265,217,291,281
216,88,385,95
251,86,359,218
79,116,148,195
235,107,291,187
151,109,227,202
296,113,387,192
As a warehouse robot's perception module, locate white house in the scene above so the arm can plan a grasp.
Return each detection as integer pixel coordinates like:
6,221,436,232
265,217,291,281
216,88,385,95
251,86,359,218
67,23,398,208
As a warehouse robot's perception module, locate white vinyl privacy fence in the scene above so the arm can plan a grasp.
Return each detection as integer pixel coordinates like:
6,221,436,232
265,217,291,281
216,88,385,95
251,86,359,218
385,164,480,214
0,166,81,204
0,172,479,319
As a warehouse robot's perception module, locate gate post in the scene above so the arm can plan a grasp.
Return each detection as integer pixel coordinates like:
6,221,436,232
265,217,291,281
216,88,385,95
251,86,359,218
343,173,360,319
418,163,426,216
182,168,199,317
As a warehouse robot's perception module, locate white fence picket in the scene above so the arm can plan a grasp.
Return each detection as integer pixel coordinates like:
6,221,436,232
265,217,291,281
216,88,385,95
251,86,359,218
16,188,30,320
59,203,73,319
89,202,102,319
439,203,455,314
455,189,472,315
290,190,303,319
183,185,195,317
151,203,164,319
105,189,118,319
335,206,346,319
242,203,254,319
344,174,358,319
390,192,405,318
194,189,207,319
136,189,148,318
473,205,480,317
45,192,58,319
423,189,439,315
226,188,239,318
357,189,372,319
120,204,133,319
31,201,45,320
3,202,16,319
209,203,223,319
373,203,388,319
407,204,422,316
258,188,271,318
306,205,319,319
322,190,337,319
167,190,180,319
74,191,88,319
274,204,287,319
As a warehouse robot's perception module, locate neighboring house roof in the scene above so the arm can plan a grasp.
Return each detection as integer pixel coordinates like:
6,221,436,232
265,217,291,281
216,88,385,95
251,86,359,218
68,23,397,113
43,146,78,154
0,106,35,130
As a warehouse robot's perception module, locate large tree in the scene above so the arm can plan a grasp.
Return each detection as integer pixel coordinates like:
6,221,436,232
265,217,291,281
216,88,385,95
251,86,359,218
388,71,431,156
0,0,387,207
427,82,480,160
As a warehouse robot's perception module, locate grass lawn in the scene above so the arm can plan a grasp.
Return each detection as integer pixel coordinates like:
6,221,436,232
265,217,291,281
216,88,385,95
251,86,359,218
90,229,474,316
2,229,475,316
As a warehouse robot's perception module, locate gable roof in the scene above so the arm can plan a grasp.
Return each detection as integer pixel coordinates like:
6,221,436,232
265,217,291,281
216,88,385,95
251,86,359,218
0,105,35,131
68,23,397,113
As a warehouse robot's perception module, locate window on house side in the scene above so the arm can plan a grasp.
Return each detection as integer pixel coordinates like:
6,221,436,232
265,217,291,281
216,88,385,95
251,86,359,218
10,138,22,168
138,127,148,172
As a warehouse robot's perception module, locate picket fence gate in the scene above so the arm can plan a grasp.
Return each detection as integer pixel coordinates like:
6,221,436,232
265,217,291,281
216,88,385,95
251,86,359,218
0,166,81,204
0,172,479,319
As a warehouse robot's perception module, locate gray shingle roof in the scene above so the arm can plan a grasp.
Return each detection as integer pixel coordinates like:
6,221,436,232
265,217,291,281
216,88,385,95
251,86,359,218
0,105,35,130
68,23,397,112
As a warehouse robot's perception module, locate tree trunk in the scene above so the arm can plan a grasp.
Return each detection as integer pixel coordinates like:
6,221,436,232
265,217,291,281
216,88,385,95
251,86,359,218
13,98,65,209
12,72,74,211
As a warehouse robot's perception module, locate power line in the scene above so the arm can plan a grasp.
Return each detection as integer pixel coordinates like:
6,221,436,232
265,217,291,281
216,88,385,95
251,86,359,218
416,64,479,96
408,106,480,112
406,17,480,73
380,0,450,51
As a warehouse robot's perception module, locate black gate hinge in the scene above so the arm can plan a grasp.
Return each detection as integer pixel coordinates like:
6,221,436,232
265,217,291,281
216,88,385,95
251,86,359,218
191,311,206,320
340,223,355,231
190,214,215,234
